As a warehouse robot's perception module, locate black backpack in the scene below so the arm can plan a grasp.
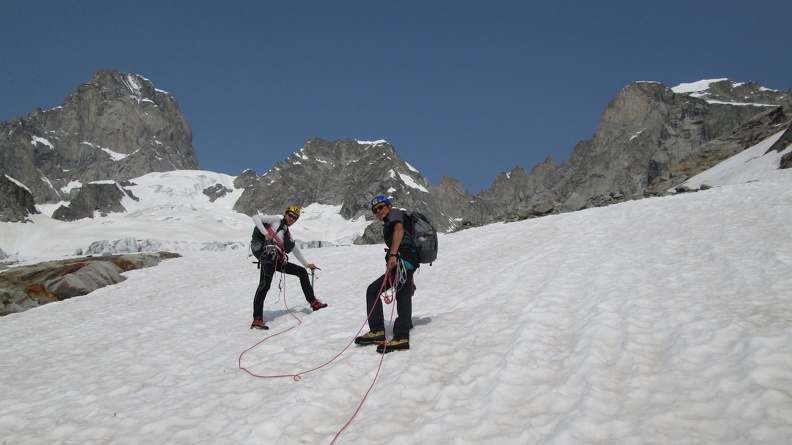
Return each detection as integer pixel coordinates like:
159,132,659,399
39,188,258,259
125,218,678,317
404,210,438,265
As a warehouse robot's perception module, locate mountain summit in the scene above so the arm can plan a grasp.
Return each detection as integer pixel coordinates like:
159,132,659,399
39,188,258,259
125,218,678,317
232,138,483,233
0,70,200,205
475,80,792,219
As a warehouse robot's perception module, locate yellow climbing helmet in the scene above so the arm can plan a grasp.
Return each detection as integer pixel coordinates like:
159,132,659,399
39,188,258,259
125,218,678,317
285,205,301,217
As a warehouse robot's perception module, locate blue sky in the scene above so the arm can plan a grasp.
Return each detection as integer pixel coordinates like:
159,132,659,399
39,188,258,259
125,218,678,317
2,1,789,193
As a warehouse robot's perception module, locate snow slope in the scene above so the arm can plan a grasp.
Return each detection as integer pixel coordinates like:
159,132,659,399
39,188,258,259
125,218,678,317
1,170,369,262
0,132,791,444
681,129,792,188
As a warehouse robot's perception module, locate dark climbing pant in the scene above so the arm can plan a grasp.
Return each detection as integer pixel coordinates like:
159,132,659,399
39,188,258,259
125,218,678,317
253,256,316,319
365,267,414,340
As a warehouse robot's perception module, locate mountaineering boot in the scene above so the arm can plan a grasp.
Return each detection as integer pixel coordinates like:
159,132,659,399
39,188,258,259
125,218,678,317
310,299,328,311
250,316,269,330
355,331,386,345
377,338,409,354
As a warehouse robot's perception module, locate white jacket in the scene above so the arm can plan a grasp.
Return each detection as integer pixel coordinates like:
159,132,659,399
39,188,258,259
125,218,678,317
252,213,309,267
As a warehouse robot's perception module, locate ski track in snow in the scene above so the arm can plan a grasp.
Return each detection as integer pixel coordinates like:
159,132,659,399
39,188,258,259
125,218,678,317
2,176,792,444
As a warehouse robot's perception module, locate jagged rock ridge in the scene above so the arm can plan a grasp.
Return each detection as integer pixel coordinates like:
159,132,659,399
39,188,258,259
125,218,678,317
0,70,200,208
233,138,485,234
476,80,792,220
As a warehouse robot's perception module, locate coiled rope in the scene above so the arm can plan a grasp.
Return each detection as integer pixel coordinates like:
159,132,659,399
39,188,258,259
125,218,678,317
238,261,406,443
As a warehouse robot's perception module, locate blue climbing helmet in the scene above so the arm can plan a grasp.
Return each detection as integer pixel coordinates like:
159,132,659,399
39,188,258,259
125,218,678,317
370,195,391,210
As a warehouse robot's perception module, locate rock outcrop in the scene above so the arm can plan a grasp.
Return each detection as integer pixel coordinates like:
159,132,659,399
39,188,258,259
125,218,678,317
51,182,135,221
0,174,38,222
0,252,180,315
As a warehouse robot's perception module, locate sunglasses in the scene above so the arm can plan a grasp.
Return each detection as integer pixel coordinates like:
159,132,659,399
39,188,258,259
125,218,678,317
372,204,388,214
285,212,299,220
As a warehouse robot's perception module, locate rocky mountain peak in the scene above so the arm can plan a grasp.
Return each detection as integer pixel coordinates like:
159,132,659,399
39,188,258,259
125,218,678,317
233,138,483,234
601,82,675,128
473,79,792,221
0,70,200,206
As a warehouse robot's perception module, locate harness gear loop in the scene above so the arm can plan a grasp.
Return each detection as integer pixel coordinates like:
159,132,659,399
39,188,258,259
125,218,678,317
257,244,285,269
397,258,408,286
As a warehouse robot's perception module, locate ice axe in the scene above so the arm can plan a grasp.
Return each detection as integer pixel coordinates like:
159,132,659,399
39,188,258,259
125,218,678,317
310,266,321,288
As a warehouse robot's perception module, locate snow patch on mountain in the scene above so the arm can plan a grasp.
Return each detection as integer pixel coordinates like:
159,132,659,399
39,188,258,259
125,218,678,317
681,129,792,189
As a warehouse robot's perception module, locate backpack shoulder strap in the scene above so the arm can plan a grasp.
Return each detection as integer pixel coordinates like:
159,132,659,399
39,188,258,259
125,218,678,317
399,210,416,246
264,219,286,252
278,219,293,240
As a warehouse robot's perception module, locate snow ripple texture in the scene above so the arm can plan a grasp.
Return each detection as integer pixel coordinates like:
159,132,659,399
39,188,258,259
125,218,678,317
1,178,792,444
